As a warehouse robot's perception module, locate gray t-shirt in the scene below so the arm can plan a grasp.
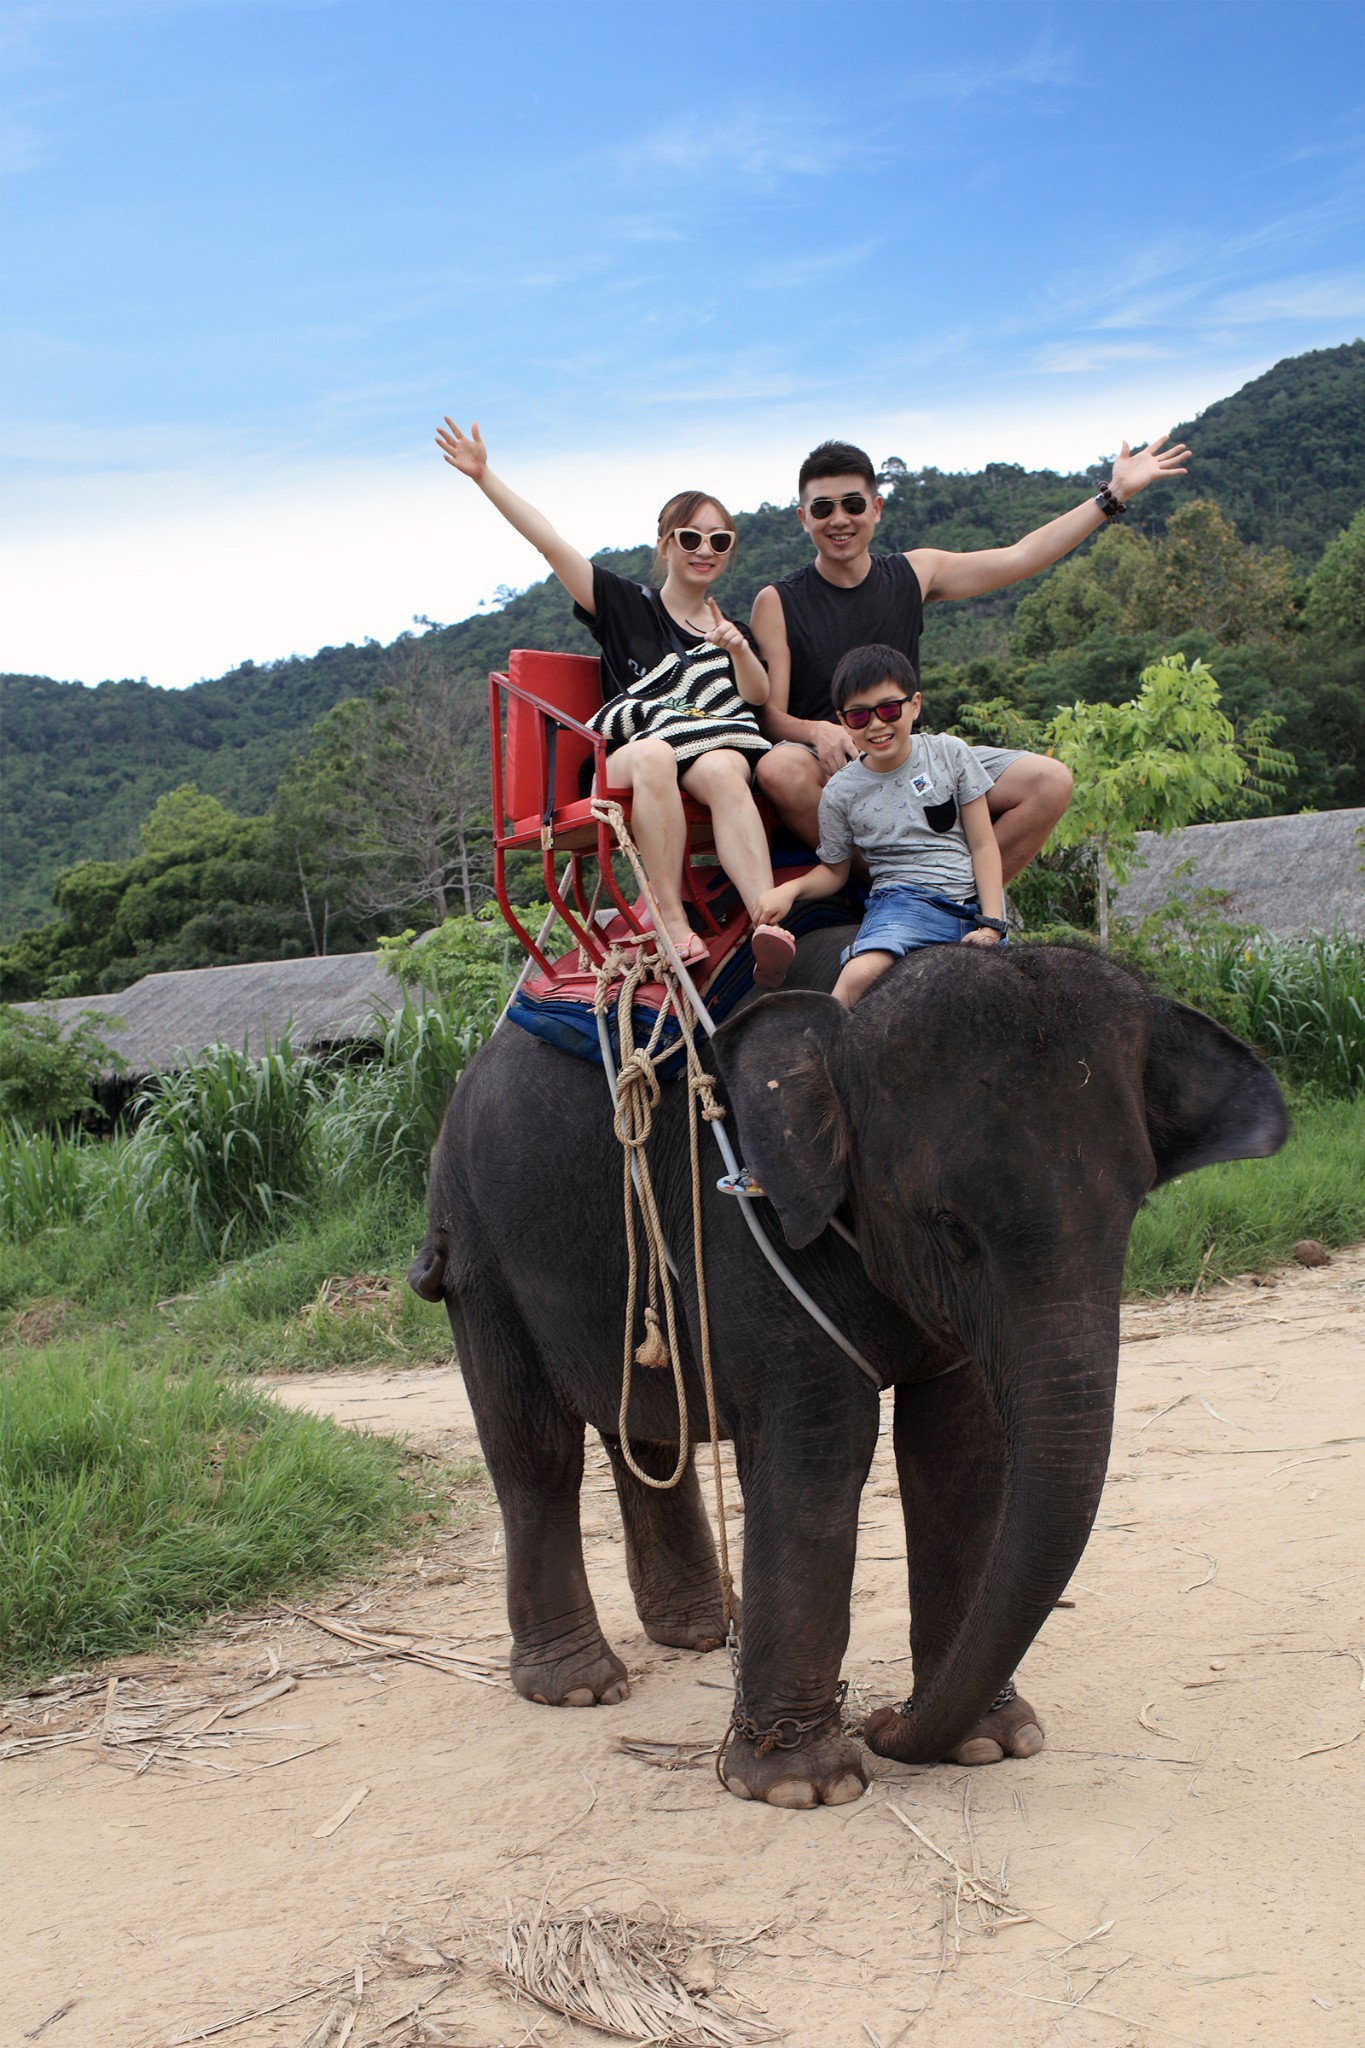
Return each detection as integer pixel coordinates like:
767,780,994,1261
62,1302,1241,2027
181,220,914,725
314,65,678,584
816,733,995,900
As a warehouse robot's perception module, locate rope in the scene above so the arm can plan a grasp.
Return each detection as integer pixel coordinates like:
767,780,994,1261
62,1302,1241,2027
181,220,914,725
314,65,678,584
589,803,736,1627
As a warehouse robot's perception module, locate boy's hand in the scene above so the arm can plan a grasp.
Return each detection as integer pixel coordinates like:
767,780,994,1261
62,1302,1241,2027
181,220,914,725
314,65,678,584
436,416,488,481
751,882,799,929
961,926,1002,947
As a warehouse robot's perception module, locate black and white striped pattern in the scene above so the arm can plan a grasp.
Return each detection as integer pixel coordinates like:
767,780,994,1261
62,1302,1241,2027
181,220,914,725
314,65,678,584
586,646,771,768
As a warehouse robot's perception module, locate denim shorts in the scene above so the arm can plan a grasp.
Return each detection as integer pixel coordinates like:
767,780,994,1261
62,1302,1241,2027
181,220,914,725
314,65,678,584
840,883,1001,964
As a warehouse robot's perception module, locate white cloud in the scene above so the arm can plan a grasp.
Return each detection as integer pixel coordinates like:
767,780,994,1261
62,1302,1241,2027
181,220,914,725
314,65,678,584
616,105,858,188
1036,341,1175,376
750,240,882,293
1210,272,1365,326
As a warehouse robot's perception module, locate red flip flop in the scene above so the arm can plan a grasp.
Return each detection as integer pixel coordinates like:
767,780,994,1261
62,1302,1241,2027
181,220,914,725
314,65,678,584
751,924,796,989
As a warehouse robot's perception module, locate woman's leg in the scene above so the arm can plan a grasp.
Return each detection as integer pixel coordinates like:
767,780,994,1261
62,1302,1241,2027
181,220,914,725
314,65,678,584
603,738,690,941
679,750,774,915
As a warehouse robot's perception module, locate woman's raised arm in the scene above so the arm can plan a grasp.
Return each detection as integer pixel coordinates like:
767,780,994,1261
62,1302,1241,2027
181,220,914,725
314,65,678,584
435,417,597,614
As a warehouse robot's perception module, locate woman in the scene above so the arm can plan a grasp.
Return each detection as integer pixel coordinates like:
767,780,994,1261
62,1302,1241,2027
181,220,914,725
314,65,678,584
436,417,794,984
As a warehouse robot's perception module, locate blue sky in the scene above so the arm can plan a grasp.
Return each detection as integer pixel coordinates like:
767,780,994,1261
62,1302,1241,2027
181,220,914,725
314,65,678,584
3,0,1363,686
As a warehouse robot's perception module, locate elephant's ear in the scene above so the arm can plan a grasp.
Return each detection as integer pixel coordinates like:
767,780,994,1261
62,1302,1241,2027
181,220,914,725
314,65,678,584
1144,998,1288,1186
711,992,850,1247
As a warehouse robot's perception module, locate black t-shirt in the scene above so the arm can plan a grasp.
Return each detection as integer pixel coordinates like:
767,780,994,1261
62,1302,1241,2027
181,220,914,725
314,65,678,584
574,564,760,700
774,552,925,722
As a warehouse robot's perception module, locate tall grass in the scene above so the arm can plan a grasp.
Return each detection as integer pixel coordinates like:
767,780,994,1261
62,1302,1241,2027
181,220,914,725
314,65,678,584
0,1119,92,1238
123,1039,320,1255
1219,932,1364,1097
317,995,494,1198
0,1347,425,1682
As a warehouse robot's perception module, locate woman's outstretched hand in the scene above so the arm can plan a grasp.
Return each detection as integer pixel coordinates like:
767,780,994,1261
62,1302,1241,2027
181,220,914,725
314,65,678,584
1110,431,1191,502
436,417,488,482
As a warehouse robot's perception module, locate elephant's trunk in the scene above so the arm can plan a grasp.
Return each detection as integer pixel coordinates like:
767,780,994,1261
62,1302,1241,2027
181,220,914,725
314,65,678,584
891,1297,1119,1763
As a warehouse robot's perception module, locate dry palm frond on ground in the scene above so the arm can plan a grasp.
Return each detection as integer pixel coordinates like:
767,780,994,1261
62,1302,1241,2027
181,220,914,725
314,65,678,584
500,1902,780,2045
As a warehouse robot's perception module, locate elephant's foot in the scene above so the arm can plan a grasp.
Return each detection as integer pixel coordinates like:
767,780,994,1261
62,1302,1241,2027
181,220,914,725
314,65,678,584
720,1726,868,1807
511,1622,630,1708
864,1684,1045,1766
638,1586,736,1655
642,1611,728,1653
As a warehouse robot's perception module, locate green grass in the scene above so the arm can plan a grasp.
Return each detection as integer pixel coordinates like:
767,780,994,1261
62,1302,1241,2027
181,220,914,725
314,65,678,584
0,1347,430,1685
1124,1093,1365,1295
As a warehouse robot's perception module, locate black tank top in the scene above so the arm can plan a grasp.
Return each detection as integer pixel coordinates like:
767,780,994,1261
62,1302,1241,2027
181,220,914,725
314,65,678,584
775,552,924,722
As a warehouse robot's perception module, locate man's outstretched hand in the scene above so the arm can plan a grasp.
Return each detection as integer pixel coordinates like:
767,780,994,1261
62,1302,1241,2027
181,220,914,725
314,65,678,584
436,417,488,482
1110,432,1190,503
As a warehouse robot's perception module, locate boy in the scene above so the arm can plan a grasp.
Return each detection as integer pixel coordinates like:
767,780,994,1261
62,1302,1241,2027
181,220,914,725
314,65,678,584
750,644,1006,1008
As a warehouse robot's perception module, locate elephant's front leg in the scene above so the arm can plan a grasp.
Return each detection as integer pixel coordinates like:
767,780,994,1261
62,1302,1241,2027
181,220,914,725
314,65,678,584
719,1398,878,1808
448,1296,629,1708
864,1365,1044,1766
601,1436,728,1653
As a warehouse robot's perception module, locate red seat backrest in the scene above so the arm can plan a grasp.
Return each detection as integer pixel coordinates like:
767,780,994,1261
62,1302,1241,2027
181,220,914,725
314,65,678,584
503,649,604,822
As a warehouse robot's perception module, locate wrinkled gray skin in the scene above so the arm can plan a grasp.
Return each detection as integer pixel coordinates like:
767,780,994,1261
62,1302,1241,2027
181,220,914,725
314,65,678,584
409,936,1286,1806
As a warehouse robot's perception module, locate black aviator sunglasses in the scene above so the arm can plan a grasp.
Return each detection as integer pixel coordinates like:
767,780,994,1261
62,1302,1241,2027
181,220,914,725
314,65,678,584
806,492,870,519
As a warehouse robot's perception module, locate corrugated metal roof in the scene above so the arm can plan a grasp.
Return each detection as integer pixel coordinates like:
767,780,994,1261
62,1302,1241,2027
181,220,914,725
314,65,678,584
1112,807,1364,937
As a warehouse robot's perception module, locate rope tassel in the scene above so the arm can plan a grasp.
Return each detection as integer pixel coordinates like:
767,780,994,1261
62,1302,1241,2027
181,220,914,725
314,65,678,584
634,1305,670,1370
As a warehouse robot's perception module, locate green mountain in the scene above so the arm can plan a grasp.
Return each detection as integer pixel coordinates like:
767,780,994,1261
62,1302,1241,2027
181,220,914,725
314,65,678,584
3,341,1361,941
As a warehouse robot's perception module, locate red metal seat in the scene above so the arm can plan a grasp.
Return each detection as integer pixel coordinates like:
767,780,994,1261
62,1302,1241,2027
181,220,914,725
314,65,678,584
490,649,720,975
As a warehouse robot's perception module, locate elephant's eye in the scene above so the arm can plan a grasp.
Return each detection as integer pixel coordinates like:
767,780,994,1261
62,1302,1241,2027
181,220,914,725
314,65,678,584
930,1208,979,1264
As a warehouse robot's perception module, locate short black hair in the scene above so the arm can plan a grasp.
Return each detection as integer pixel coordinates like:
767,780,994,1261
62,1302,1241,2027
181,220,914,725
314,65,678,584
798,440,877,496
830,643,919,713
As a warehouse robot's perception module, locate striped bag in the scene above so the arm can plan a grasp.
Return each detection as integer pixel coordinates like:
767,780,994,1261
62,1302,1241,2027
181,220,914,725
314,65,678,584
586,645,771,769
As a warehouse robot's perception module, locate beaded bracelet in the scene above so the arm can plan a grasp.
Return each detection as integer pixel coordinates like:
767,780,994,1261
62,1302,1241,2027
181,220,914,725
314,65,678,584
1094,484,1129,521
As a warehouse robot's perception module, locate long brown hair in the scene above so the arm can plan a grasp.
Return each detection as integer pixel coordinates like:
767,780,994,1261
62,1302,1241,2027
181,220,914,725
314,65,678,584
652,490,737,579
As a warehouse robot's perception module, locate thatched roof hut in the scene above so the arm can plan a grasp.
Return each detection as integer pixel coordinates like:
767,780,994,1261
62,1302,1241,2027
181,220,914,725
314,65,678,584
1112,807,1364,938
18,952,412,1079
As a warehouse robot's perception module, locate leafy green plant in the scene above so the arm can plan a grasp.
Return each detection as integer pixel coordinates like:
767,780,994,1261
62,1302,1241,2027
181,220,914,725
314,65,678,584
317,995,494,1199
0,1350,425,1682
379,903,529,1006
123,1039,320,1256
0,1002,124,1128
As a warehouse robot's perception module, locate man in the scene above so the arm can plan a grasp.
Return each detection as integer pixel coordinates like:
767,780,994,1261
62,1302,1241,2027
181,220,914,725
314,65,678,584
752,433,1190,880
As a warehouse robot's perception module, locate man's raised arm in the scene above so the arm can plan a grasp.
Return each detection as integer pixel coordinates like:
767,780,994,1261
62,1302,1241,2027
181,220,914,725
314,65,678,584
910,433,1190,604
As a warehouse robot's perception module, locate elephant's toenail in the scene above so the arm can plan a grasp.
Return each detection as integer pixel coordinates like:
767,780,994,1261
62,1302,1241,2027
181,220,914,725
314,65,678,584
723,1773,753,1800
601,1681,631,1705
954,1736,1005,1766
766,1779,818,1809
824,1772,866,1805
563,1686,596,1706
1010,1722,1044,1757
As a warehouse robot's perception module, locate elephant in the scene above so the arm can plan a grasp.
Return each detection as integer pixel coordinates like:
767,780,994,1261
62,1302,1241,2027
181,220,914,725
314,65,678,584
408,932,1286,1807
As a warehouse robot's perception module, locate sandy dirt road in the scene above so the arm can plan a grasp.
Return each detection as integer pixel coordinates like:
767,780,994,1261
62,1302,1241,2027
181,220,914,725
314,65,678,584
4,1250,1363,2048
